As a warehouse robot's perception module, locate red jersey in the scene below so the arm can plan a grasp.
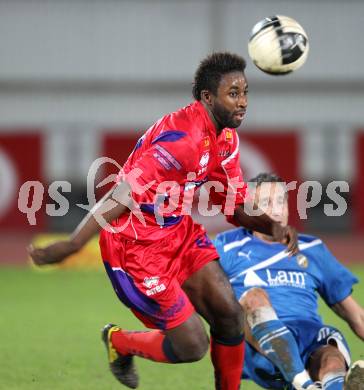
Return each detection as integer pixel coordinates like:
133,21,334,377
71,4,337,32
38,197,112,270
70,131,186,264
113,100,247,240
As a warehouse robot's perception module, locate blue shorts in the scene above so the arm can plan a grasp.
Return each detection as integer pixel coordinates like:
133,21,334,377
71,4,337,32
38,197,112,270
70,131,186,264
242,319,351,389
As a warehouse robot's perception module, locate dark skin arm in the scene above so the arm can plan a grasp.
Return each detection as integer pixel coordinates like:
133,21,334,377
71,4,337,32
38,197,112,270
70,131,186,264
29,181,298,264
28,181,133,266
234,203,299,255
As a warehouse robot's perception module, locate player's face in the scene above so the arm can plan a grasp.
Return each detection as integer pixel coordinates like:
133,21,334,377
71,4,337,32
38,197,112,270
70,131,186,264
211,71,248,129
254,182,289,227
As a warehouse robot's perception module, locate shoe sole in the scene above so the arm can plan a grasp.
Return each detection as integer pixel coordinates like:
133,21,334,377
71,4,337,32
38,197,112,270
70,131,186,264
102,324,139,389
346,360,364,390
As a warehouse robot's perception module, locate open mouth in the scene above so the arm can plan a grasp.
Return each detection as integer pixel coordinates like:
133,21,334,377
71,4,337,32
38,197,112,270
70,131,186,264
234,112,245,120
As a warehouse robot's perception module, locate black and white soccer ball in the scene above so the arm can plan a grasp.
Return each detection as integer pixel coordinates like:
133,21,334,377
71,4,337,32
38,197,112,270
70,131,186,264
248,15,309,75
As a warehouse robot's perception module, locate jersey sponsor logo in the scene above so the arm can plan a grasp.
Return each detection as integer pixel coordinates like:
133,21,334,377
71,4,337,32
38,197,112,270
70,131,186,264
199,152,209,167
146,284,166,296
143,276,166,296
225,129,233,143
197,152,209,175
229,239,321,284
266,269,306,288
242,269,307,289
203,136,210,150
218,149,231,158
296,253,309,268
238,250,252,261
143,276,160,288
243,270,268,287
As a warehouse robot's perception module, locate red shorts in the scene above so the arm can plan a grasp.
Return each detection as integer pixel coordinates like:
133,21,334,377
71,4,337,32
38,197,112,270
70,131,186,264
99,215,218,330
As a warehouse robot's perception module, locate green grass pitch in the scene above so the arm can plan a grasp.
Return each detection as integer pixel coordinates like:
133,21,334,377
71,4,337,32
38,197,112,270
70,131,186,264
0,266,363,390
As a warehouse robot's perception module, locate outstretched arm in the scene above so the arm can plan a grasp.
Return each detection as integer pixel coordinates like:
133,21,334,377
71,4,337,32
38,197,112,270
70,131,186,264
332,295,364,340
28,181,132,266
233,203,299,255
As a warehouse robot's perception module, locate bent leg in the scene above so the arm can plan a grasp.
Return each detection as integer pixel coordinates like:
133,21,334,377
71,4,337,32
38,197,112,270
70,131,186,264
110,312,209,363
308,345,346,389
101,230,211,365
183,260,243,335
183,260,244,390
241,287,314,390
104,313,209,389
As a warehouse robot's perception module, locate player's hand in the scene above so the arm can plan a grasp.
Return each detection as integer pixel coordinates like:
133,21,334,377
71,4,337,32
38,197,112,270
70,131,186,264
271,223,299,256
27,240,80,266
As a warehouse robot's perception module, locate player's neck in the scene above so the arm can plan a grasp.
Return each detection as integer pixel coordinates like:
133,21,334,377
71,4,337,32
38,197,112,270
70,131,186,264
200,101,224,136
253,231,277,244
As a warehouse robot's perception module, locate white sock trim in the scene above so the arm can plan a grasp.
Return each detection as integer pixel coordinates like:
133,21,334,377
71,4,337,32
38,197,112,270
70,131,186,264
246,305,278,328
322,371,345,388
292,370,312,390
259,328,290,347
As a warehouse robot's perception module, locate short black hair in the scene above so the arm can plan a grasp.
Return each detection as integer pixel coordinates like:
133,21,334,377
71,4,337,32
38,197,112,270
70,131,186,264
192,52,247,101
249,172,285,186
249,173,288,201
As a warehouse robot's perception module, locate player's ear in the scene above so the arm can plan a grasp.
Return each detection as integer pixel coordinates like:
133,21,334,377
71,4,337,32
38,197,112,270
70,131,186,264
201,90,213,106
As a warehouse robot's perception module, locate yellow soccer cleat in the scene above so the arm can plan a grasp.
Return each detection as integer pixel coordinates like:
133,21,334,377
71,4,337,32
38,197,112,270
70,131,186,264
101,324,139,389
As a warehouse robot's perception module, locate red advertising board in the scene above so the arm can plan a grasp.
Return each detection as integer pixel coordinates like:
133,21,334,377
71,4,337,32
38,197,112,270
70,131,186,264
354,131,364,232
0,132,44,230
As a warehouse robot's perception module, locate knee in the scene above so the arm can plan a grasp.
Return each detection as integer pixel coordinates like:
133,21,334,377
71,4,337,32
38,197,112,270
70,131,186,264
309,345,346,381
188,337,209,362
240,287,270,312
212,298,244,337
320,346,346,373
176,332,209,362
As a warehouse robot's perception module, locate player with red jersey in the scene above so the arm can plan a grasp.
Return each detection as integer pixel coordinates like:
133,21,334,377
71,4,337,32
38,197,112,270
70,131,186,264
29,52,298,390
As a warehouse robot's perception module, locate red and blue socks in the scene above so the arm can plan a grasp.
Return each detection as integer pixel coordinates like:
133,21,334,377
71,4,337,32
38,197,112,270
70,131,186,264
110,328,180,363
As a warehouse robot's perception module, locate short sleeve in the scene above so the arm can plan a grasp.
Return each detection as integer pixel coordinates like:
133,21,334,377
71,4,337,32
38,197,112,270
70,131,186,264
214,233,236,278
315,243,359,306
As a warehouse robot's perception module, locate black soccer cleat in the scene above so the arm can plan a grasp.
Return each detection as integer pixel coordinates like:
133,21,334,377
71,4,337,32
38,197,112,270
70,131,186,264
345,360,364,390
101,323,139,389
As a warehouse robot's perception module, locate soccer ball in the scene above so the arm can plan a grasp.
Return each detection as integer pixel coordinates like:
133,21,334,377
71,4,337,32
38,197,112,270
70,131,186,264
248,15,309,75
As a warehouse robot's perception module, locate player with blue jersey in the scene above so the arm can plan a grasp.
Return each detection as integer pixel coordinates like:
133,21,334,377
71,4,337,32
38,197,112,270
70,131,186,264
215,173,364,390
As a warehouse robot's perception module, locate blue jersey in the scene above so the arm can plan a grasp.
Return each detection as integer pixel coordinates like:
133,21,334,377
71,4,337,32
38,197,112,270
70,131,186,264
215,228,358,324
